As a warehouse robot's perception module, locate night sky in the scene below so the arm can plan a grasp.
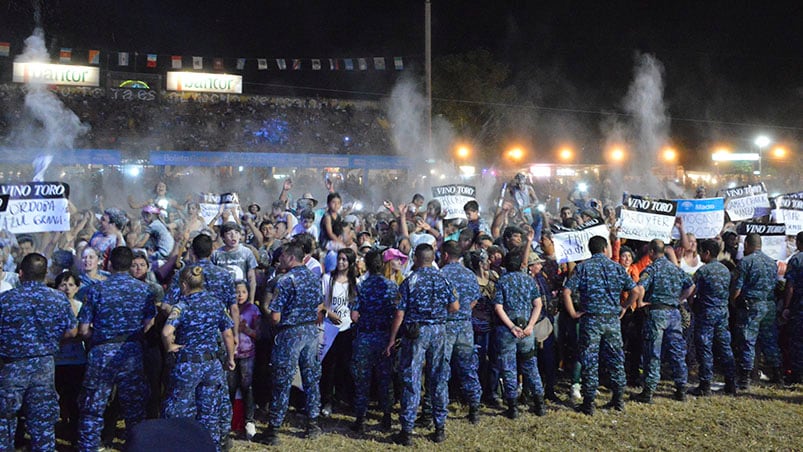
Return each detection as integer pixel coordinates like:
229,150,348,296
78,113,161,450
1,0,800,167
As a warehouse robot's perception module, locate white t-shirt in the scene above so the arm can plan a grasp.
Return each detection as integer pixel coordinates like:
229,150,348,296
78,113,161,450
321,274,352,332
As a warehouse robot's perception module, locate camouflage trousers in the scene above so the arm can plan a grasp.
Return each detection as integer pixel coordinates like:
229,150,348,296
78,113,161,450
398,323,447,432
350,331,393,418
643,308,687,390
163,356,227,445
733,300,781,372
693,307,735,382
578,314,625,399
444,319,482,406
269,324,321,427
496,325,543,400
0,356,58,452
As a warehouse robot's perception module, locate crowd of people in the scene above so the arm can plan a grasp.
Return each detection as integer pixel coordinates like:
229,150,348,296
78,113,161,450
1,174,802,451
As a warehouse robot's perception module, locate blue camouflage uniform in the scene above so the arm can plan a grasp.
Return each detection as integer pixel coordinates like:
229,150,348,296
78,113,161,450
733,249,781,373
493,270,544,401
638,256,694,391
268,265,323,428
77,272,156,450
784,251,803,380
163,291,234,445
0,281,76,452
439,262,483,407
565,253,634,400
397,266,456,433
351,273,398,419
692,260,736,383
165,257,236,443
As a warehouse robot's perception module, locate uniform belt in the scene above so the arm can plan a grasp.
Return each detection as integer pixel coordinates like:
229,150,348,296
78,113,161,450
583,313,619,318
0,354,48,364
95,333,141,345
277,320,316,331
446,317,470,322
175,351,217,363
648,304,677,311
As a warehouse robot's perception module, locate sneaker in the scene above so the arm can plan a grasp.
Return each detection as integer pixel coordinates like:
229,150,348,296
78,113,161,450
245,422,256,441
570,383,582,402
321,403,332,418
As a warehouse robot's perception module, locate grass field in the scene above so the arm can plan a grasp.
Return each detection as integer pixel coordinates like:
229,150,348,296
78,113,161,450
228,381,803,451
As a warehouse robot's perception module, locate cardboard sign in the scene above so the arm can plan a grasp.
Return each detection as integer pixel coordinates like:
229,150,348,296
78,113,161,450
718,183,770,221
619,195,678,243
673,198,725,239
431,184,476,220
736,222,788,261
0,182,70,233
552,219,610,264
772,195,803,236
198,192,241,226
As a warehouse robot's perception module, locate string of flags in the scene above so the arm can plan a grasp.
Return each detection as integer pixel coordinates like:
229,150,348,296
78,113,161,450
0,41,406,71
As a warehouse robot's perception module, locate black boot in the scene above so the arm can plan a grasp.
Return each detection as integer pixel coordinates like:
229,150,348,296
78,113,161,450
724,378,737,395
577,397,595,416
350,416,365,434
689,380,711,397
632,388,653,404
381,412,392,431
468,404,480,424
416,414,433,429
737,370,751,390
394,430,413,447
432,426,445,443
259,425,280,446
602,390,625,411
674,384,687,402
505,398,519,420
305,418,322,439
530,394,546,417
769,367,783,384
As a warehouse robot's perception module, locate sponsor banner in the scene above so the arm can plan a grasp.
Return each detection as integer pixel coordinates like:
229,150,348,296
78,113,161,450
736,222,788,261
553,219,610,264
107,87,159,102
619,195,678,243
718,183,770,221
165,71,242,94
431,185,476,220
0,182,70,233
198,192,241,226
672,198,725,239
772,195,803,236
13,62,100,87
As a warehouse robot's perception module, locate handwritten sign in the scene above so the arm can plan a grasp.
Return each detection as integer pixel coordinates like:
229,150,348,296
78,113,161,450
718,183,770,221
198,192,241,226
431,184,476,220
772,195,803,236
736,222,788,261
0,182,70,233
553,219,610,263
673,198,725,239
619,195,678,243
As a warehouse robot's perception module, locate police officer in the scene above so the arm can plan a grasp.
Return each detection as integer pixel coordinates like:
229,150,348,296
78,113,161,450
688,239,737,396
0,253,77,452
782,231,803,384
732,233,782,388
260,243,324,446
439,240,483,423
634,239,695,403
563,236,639,416
384,244,459,446
350,250,399,434
77,246,156,450
162,265,236,446
494,247,545,419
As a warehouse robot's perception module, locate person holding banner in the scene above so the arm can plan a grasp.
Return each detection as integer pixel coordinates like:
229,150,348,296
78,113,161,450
634,239,695,404
563,236,639,415
731,233,783,388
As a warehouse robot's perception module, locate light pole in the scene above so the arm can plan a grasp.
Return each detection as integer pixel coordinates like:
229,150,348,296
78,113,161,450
754,135,770,176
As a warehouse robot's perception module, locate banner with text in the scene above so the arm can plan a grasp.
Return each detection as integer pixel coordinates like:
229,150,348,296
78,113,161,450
0,182,70,233
672,197,725,239
718,183,770,221
13,62,100,87
198,192,241,226
431,184,476,220
553,219,610,264
736,222,788,261
166,72,243,94
619,195,678,243
772,195,803,236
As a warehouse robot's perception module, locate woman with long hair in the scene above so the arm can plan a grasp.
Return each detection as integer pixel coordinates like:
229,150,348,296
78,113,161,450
75,247,109,301
54,271,85,444
319,247,358,416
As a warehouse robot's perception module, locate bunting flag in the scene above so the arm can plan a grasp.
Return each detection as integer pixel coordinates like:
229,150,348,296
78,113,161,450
329,58,339,70
59,48,72,63
394,56,404,70
118,52,129,66
311,59,321,70
192,56,203,69
276,58,286,70
292,59,301,70
88,49,100,65
344,58,354,71
373,57,386,70
146,54,157,68
213,58,223,70
171,55,182,69
0,42,9,57
357,58,368,71
236,58,246,70
258,58,268,70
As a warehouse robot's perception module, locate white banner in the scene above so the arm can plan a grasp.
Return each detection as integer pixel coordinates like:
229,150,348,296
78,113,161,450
772,196,803,236
619,195,678,243
431,184,476,220
199,192,241,226
165,71,243,94
13,62,100,87
0,182,70,233
553,219,610,264
672,198,725,239
737,222,788,261
719,183,770,221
